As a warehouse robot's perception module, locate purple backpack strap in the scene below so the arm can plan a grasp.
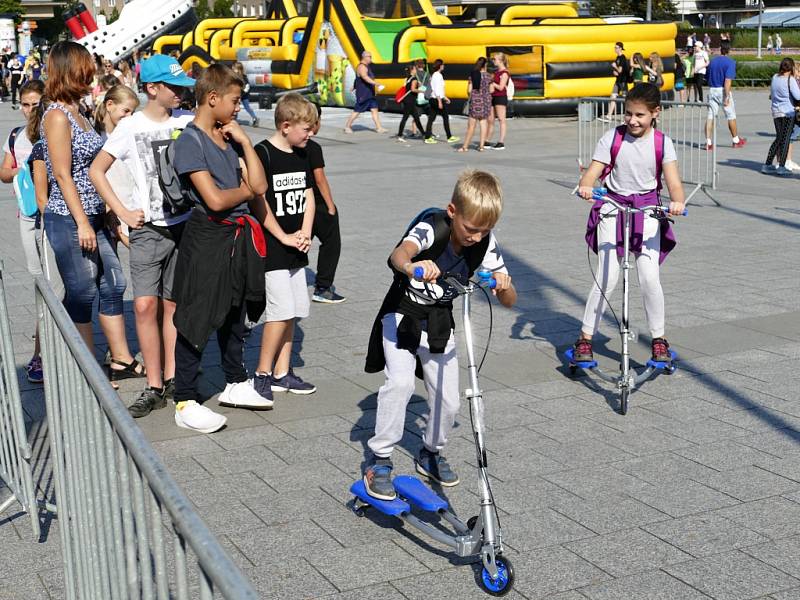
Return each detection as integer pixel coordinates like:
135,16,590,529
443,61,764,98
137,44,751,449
600,125,627,183
654,128,665,194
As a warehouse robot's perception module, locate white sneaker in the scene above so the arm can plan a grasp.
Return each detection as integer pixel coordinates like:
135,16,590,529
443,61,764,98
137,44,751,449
174,401,226,433
218,381,274,409
786,160,800,171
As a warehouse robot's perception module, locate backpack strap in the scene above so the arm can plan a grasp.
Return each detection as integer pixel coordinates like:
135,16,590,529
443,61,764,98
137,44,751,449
600,125,626,183
388,207,449,272
7,126,22,168
654,128,665,194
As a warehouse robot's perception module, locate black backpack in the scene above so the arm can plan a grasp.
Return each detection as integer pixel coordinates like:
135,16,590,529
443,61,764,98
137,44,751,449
157,126,200,215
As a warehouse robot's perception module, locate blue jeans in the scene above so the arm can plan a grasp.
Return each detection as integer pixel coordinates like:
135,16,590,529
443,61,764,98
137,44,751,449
44,211,126,323
241,98,257,121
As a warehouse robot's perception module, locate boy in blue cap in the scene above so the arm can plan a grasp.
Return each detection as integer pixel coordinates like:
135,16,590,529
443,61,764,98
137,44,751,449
90,55,211,424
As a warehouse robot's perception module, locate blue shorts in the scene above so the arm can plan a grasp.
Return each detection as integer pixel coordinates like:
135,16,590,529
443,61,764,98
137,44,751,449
353,97,378,113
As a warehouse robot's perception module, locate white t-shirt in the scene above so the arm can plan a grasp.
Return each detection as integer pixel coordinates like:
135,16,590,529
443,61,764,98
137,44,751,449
402,220,508,305
593,128,677,196
101,111,194,226
3,127,33,204
430,71,446,99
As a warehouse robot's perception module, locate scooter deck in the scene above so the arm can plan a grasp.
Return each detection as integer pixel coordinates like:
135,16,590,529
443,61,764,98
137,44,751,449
394,475,449,512
646,349,678,370
565,347,598,369
350,481,410,517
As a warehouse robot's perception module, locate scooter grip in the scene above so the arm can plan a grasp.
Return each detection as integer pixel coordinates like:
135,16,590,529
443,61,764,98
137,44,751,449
682,208,689,216
413,266,424,279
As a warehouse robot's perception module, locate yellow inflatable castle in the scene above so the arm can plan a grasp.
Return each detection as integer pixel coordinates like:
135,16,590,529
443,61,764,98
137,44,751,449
158,0,676,114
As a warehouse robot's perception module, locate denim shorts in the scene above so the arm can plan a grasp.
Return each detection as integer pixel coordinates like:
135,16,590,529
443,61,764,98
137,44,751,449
44,211,126,323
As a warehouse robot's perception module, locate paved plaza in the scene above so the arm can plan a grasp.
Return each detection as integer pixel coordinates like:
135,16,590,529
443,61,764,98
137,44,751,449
1,89,799,599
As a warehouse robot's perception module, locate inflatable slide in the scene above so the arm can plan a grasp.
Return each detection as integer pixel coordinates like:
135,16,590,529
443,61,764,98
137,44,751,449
68,0,195,62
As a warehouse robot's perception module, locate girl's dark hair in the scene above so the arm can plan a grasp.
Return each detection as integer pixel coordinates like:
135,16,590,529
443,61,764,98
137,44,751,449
625,82,661,111
473,56,487,71
20,79,45,98
100,74,120,90
779,57,795,75
27,96,51,144
432,58,444,72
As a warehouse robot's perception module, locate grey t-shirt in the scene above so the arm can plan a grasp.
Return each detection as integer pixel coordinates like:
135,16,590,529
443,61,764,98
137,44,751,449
173,122,247,218
592,128,677,196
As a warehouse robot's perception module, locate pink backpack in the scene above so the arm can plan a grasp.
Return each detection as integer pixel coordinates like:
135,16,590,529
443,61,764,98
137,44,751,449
600,125,665,193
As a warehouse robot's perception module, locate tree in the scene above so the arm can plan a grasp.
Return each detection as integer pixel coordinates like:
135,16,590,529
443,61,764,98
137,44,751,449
195,0,210,20
211,0,234,18
590,0,677,21
107,5,120,23
0,0,24,25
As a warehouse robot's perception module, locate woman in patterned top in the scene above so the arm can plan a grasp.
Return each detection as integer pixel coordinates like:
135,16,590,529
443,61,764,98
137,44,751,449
42,41,144,383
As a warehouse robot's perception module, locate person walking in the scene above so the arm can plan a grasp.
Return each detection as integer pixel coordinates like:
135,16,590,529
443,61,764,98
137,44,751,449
763,58,800,176
692,40,708,102
8,55,24,109
704,40,746,150
767,34,774,55
607,42,630,119
776,33,783,56
457,57,491,152
233,61,259,126
396,63,426,142
423,59,459,144
344,51,387,134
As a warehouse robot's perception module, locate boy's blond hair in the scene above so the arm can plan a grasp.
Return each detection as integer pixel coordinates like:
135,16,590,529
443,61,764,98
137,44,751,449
194,63,244,105
274,92,317,127
451,170,503,228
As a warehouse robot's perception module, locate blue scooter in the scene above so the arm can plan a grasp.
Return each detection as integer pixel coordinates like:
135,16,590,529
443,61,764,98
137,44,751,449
566,188,685,414
349,269,514,596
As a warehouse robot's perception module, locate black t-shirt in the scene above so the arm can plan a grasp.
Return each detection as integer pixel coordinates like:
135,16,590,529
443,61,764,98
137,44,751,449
256,140,312,271
293,139,324,207
615,55,630,86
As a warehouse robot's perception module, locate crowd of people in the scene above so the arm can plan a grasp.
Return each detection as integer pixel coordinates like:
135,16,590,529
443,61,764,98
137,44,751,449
0,32,794,497
345,50,514,151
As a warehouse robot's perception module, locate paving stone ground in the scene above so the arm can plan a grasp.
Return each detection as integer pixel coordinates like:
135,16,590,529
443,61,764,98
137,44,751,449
0,89,799,599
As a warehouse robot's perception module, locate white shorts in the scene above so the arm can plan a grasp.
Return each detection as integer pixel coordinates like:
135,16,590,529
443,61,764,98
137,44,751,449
707,87,736,121
264,268,310,322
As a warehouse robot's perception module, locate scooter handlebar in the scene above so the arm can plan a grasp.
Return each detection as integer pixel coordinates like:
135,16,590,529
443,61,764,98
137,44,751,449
587,187,688,216
412,267,496,289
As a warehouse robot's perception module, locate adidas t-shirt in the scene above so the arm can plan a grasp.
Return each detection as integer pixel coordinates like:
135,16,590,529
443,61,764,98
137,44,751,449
402,215,507,306
102,111,194,226
256,140,313,272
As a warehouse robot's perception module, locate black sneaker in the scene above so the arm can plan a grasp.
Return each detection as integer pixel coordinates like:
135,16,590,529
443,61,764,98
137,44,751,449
364,456,396,500
573,338,594,362
162,378,175,403
415,448,459,487
128,387,166,418
492,142,505,150
312,287,346,304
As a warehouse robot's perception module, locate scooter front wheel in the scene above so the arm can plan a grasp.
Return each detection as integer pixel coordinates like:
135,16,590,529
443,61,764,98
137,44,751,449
480,555,514,596
620,388,629,415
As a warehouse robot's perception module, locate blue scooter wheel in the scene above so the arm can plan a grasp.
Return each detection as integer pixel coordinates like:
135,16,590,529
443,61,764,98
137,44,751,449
480,555,514,596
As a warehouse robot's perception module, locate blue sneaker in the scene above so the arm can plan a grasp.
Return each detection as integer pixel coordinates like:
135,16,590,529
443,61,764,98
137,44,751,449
363,456,396,501
26,356,43,384
415,448,459,487
271,369,316,395
251,373,275,407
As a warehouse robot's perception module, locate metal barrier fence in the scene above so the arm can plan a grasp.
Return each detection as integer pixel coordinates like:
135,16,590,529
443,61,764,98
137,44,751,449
577,97,717,203
35,275,259,600
0,266,40,538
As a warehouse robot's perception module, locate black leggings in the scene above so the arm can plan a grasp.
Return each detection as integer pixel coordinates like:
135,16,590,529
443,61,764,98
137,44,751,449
397,99,425,137
425,99,452,139
311,201,341,290
766,115,795,167
692,74,704,102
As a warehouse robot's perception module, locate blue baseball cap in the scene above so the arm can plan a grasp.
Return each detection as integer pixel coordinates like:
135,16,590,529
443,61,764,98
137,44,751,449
140,55,195,86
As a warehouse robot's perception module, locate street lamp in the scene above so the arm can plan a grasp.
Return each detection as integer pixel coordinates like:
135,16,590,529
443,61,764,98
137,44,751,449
757,0,764,59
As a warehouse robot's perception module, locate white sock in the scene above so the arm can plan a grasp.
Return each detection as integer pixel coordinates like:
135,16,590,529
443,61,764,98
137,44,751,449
732,136,740,144
706,138,712,145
